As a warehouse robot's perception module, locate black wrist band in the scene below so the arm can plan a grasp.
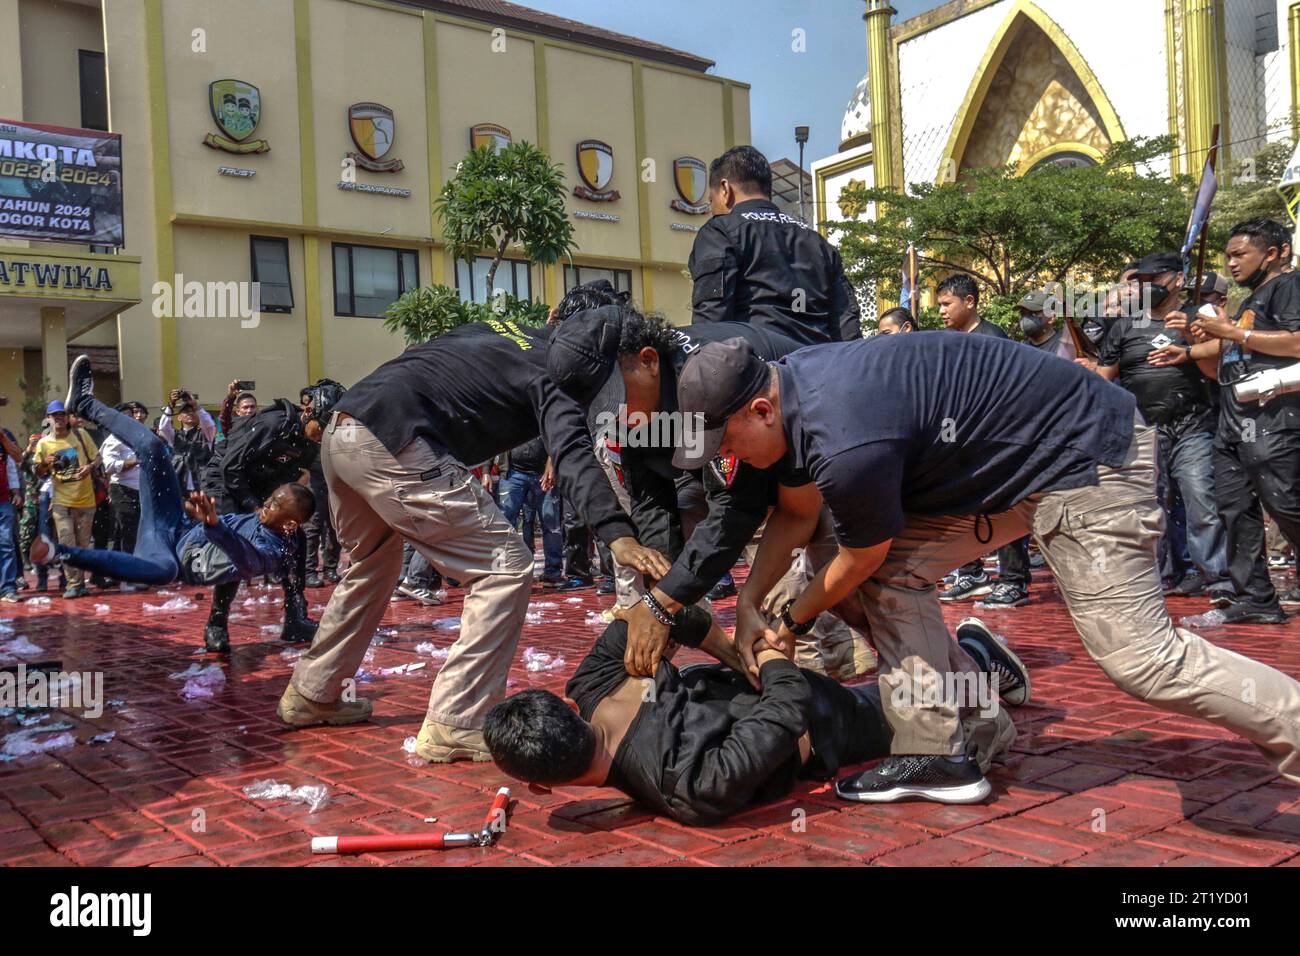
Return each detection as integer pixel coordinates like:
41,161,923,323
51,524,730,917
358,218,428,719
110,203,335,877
641,591,674,627
779,598,816,636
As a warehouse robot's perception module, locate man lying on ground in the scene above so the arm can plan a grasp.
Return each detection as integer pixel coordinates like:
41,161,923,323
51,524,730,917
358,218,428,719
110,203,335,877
30,355,313,592
484,609,1028,826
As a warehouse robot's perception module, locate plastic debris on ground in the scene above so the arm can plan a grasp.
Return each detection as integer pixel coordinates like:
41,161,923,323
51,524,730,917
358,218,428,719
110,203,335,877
376,662,425,677
523,646,566,673
88,731,116,745
280,647,304,662
585,611,607,628
401,735,424,766
430,617,460,631
565,597,584,604
414,642,451,660
169,662,226,700
143,596,198,612
1,723,76,760
93,603,110,614
0,635,46,661
241,778,329,812
24,596,51,605
1181,609,1227,629
260,624,281,634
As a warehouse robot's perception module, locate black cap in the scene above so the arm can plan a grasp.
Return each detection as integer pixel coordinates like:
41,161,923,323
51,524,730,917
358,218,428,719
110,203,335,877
1134,252,1183,276
672,338,770,470
545,304,625,406
1182,271,1228,296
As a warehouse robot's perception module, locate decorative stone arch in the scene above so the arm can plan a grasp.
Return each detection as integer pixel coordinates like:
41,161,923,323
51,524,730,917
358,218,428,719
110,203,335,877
937,0,1127,182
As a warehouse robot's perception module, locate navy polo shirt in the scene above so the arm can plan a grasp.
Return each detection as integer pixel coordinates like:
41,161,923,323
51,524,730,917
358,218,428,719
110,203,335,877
776,333,1137,548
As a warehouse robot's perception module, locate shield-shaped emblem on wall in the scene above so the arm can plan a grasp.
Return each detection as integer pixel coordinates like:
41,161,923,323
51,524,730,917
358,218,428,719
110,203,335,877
349,103,395,161
674,157,706,206
670,156,709,214
204,79,270,154
470,123,512,154
577,140,614,191
209,79,262,142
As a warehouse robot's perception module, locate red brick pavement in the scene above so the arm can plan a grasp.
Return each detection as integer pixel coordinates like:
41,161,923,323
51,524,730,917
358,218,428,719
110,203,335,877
1,568,1299,867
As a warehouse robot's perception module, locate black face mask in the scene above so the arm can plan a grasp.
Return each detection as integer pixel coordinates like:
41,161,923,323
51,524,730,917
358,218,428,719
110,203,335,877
1019,314,1046,336
1143,282,1171,310
1240,263,1271,290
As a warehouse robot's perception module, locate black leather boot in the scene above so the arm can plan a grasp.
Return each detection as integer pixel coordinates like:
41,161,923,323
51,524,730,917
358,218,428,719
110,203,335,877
204,580,239,653
280,581,318,644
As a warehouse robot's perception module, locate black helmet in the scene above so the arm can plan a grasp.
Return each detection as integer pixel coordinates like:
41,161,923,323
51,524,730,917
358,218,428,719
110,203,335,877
301,378,346,427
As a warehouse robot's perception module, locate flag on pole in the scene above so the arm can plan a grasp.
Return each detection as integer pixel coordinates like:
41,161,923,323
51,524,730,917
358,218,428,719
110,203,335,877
1181,141,1219,281
900,241,919,319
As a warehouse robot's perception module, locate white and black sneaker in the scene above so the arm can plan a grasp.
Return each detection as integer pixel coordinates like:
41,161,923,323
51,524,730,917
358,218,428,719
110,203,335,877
835,754,991,804
66,354,94,416
939,570,992,602
956,616,1030,706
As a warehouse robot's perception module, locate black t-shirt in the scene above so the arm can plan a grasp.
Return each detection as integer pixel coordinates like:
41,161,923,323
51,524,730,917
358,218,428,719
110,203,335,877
1218,271,1300,442
1029,328,1065,354
1099,314,1213,429
508,436,548,475
336,320,635,545
776,334,1136,548
964,318,1008,339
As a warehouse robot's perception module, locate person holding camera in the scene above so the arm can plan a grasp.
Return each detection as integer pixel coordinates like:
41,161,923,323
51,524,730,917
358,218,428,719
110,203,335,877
157,388,216,496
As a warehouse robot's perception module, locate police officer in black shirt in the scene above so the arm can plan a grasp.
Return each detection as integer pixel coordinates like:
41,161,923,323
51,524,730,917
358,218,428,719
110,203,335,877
197,380,345,652
689,146,859,344
1159,219,1300,621
280,319,670,762
1084,252,1230,604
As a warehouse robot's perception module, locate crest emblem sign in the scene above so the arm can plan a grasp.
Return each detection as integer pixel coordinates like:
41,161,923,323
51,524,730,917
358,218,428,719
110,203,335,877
347,103,404,172
670,156,709,214
203,79,270,154
574,139,620,202
470,123,512,155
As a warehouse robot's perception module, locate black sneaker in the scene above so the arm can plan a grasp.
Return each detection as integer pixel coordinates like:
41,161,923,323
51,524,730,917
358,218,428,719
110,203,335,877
556,577,593,592
707,579,737,601
595,578,614,595
939,570,992,603
1279,587,1300,608
956,617,1030,705
66,354,94,415
305,572,323,589
203,623,230,654
1207,586,1237,608
1167,571,1206,597
1218,602,1288,625
836,754,991,804
981,582,1029,608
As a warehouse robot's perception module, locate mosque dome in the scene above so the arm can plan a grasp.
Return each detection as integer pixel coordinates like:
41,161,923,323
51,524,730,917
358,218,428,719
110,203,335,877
841,73,872,150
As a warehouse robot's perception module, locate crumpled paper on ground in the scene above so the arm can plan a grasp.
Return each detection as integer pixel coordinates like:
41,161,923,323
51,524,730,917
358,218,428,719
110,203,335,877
1,723,76,760
522,646,565,672
170,662,226,700
414,642,451,660
144,596,197,612
241,778,329,813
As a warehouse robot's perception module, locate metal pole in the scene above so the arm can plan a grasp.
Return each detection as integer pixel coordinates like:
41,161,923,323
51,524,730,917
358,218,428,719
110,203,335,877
798,141,806,223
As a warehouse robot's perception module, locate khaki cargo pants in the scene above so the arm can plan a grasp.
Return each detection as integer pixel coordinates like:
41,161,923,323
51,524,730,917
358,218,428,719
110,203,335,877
843,416,1300,783
290,414,534,730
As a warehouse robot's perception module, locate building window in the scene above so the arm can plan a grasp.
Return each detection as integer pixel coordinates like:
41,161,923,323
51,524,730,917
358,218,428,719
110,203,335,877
250,236,293,313
78,50,108,131
563,265,632,296
332,243,418,318
455,256,532,304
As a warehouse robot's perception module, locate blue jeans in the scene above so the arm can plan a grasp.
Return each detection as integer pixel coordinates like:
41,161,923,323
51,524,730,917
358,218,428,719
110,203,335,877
498,470,562,576
48,396,186,584
0,503,17,595
1158,427,1228,583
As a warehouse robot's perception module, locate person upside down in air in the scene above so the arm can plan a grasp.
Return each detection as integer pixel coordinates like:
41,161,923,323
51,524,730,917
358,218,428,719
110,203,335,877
483,606,1028,826
30,355,314,594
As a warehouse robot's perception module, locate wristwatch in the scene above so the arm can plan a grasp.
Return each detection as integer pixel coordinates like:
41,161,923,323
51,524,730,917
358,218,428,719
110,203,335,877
1241,330,1253,349
779,598,815,636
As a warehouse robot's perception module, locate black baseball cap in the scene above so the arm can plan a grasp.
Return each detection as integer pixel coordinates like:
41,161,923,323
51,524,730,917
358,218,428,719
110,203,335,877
546,304,625,406
672,338,771,470
1133,251,1183,276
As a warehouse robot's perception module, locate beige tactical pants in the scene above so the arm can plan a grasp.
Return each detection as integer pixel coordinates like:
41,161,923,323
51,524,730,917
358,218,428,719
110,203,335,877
291,414,534,730
844,416,1300,783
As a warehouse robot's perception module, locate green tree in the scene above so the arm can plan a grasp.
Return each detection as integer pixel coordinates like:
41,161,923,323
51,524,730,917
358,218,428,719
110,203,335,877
834,135,1192,330
383,286,551,347
1207,138,1292,244
435,141,575,297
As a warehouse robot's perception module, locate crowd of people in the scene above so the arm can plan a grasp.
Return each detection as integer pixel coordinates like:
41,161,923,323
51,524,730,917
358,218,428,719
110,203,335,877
20,145,1300,826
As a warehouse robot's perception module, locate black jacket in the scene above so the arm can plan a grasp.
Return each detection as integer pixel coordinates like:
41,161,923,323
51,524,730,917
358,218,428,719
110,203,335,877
688,198,860,345
335,320,636,546
566,616,811,827
614,321,804,605
201,399,317,512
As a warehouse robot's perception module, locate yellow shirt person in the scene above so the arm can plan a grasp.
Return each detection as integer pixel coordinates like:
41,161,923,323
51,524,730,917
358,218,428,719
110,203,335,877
36,417,98,509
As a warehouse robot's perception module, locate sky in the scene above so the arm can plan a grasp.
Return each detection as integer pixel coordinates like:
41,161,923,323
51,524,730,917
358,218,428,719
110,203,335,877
518,0,940,165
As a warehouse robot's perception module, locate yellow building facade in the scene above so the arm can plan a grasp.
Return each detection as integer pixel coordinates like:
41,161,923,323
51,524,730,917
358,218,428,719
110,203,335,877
0,0,751,424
